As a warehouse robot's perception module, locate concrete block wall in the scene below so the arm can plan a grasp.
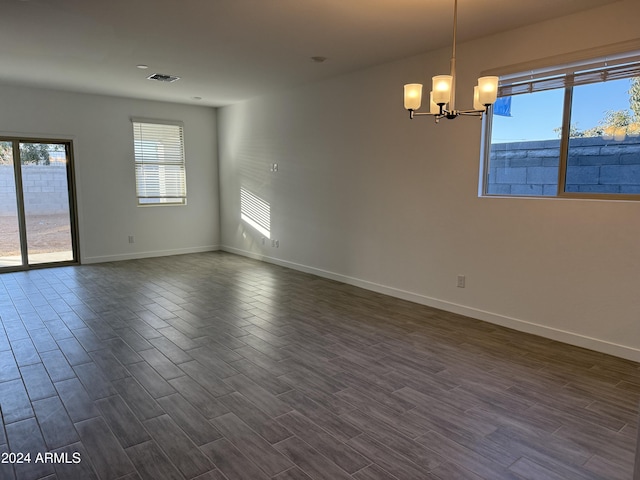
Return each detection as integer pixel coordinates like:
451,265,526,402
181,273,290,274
0,164,69,215
487,136,640,195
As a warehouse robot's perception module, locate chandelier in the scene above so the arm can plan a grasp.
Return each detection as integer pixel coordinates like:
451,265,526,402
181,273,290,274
404,0,499,123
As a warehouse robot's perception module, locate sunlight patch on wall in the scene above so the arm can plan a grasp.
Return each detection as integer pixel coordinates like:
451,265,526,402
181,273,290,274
240,186,271,239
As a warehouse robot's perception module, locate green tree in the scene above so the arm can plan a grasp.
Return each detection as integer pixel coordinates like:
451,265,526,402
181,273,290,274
580,109,635,137
600,109,634,128
0,142,11,165
19,143,50,165
554,123,586,138
629,77,640,119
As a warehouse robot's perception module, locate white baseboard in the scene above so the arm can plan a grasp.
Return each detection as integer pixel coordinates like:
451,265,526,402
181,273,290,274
222,245,640,363
82,245,221,264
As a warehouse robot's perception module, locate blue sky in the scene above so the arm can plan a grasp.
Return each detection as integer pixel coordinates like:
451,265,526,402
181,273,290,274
492,78,634,142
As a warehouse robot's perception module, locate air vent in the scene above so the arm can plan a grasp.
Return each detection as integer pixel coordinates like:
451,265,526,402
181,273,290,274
147,73,180,83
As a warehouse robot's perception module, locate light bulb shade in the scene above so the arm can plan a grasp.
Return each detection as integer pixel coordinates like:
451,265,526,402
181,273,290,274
404,83,423,110
473,86,483,111
429,92,440,114
432,75,452,105
477,76,499,105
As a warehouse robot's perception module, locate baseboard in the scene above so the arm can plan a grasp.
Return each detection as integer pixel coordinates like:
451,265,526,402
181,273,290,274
222,245,640,363
82,245,221,264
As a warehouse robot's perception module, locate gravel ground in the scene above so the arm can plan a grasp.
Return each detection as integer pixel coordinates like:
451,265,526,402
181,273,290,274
0,214,72,256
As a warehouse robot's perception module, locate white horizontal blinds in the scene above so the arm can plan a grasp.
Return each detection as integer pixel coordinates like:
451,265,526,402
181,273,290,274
133,121,186,204
498,54,640,97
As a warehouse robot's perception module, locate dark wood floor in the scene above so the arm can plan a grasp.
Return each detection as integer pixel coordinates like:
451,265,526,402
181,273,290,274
0,251,638,480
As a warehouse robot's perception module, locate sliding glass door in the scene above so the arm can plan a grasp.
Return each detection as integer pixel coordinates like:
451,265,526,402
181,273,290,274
0,141,22,268
0,138,78,270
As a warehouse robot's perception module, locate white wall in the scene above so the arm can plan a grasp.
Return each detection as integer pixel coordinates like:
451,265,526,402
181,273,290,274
0,86,220,263
218,0,640,361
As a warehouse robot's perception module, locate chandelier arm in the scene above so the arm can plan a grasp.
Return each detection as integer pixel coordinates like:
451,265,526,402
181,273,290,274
408,112,448,124
410,112,447,118
457,109,487,116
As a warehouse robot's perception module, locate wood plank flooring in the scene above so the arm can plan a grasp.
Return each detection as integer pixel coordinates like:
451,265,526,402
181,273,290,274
0,251,638,480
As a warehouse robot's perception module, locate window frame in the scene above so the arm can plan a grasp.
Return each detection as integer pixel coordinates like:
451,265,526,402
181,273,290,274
480,45,640,201
132,118,187,206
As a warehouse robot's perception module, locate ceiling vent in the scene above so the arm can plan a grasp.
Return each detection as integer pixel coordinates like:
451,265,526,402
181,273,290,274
147,73,180,83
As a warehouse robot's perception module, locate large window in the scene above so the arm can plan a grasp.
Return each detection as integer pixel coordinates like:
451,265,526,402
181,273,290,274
133,119,187,205
482,52,640,199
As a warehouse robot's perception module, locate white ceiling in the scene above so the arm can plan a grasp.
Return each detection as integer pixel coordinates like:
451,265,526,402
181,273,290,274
0,0,620,106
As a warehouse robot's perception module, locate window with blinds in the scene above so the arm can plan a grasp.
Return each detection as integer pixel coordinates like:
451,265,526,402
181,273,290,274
482,51,640,199
497,60,640,97
132,119,187,205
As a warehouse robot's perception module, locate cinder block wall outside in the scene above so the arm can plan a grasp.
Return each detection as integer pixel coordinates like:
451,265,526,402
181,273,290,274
487,136,640,195
0,165,69,215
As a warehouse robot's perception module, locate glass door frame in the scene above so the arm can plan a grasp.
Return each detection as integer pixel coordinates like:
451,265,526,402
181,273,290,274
1,136,80,272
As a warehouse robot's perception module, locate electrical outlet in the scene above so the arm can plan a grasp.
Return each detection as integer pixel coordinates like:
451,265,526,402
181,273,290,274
275,240,279,248
128,235,134,244
457,275,465,288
